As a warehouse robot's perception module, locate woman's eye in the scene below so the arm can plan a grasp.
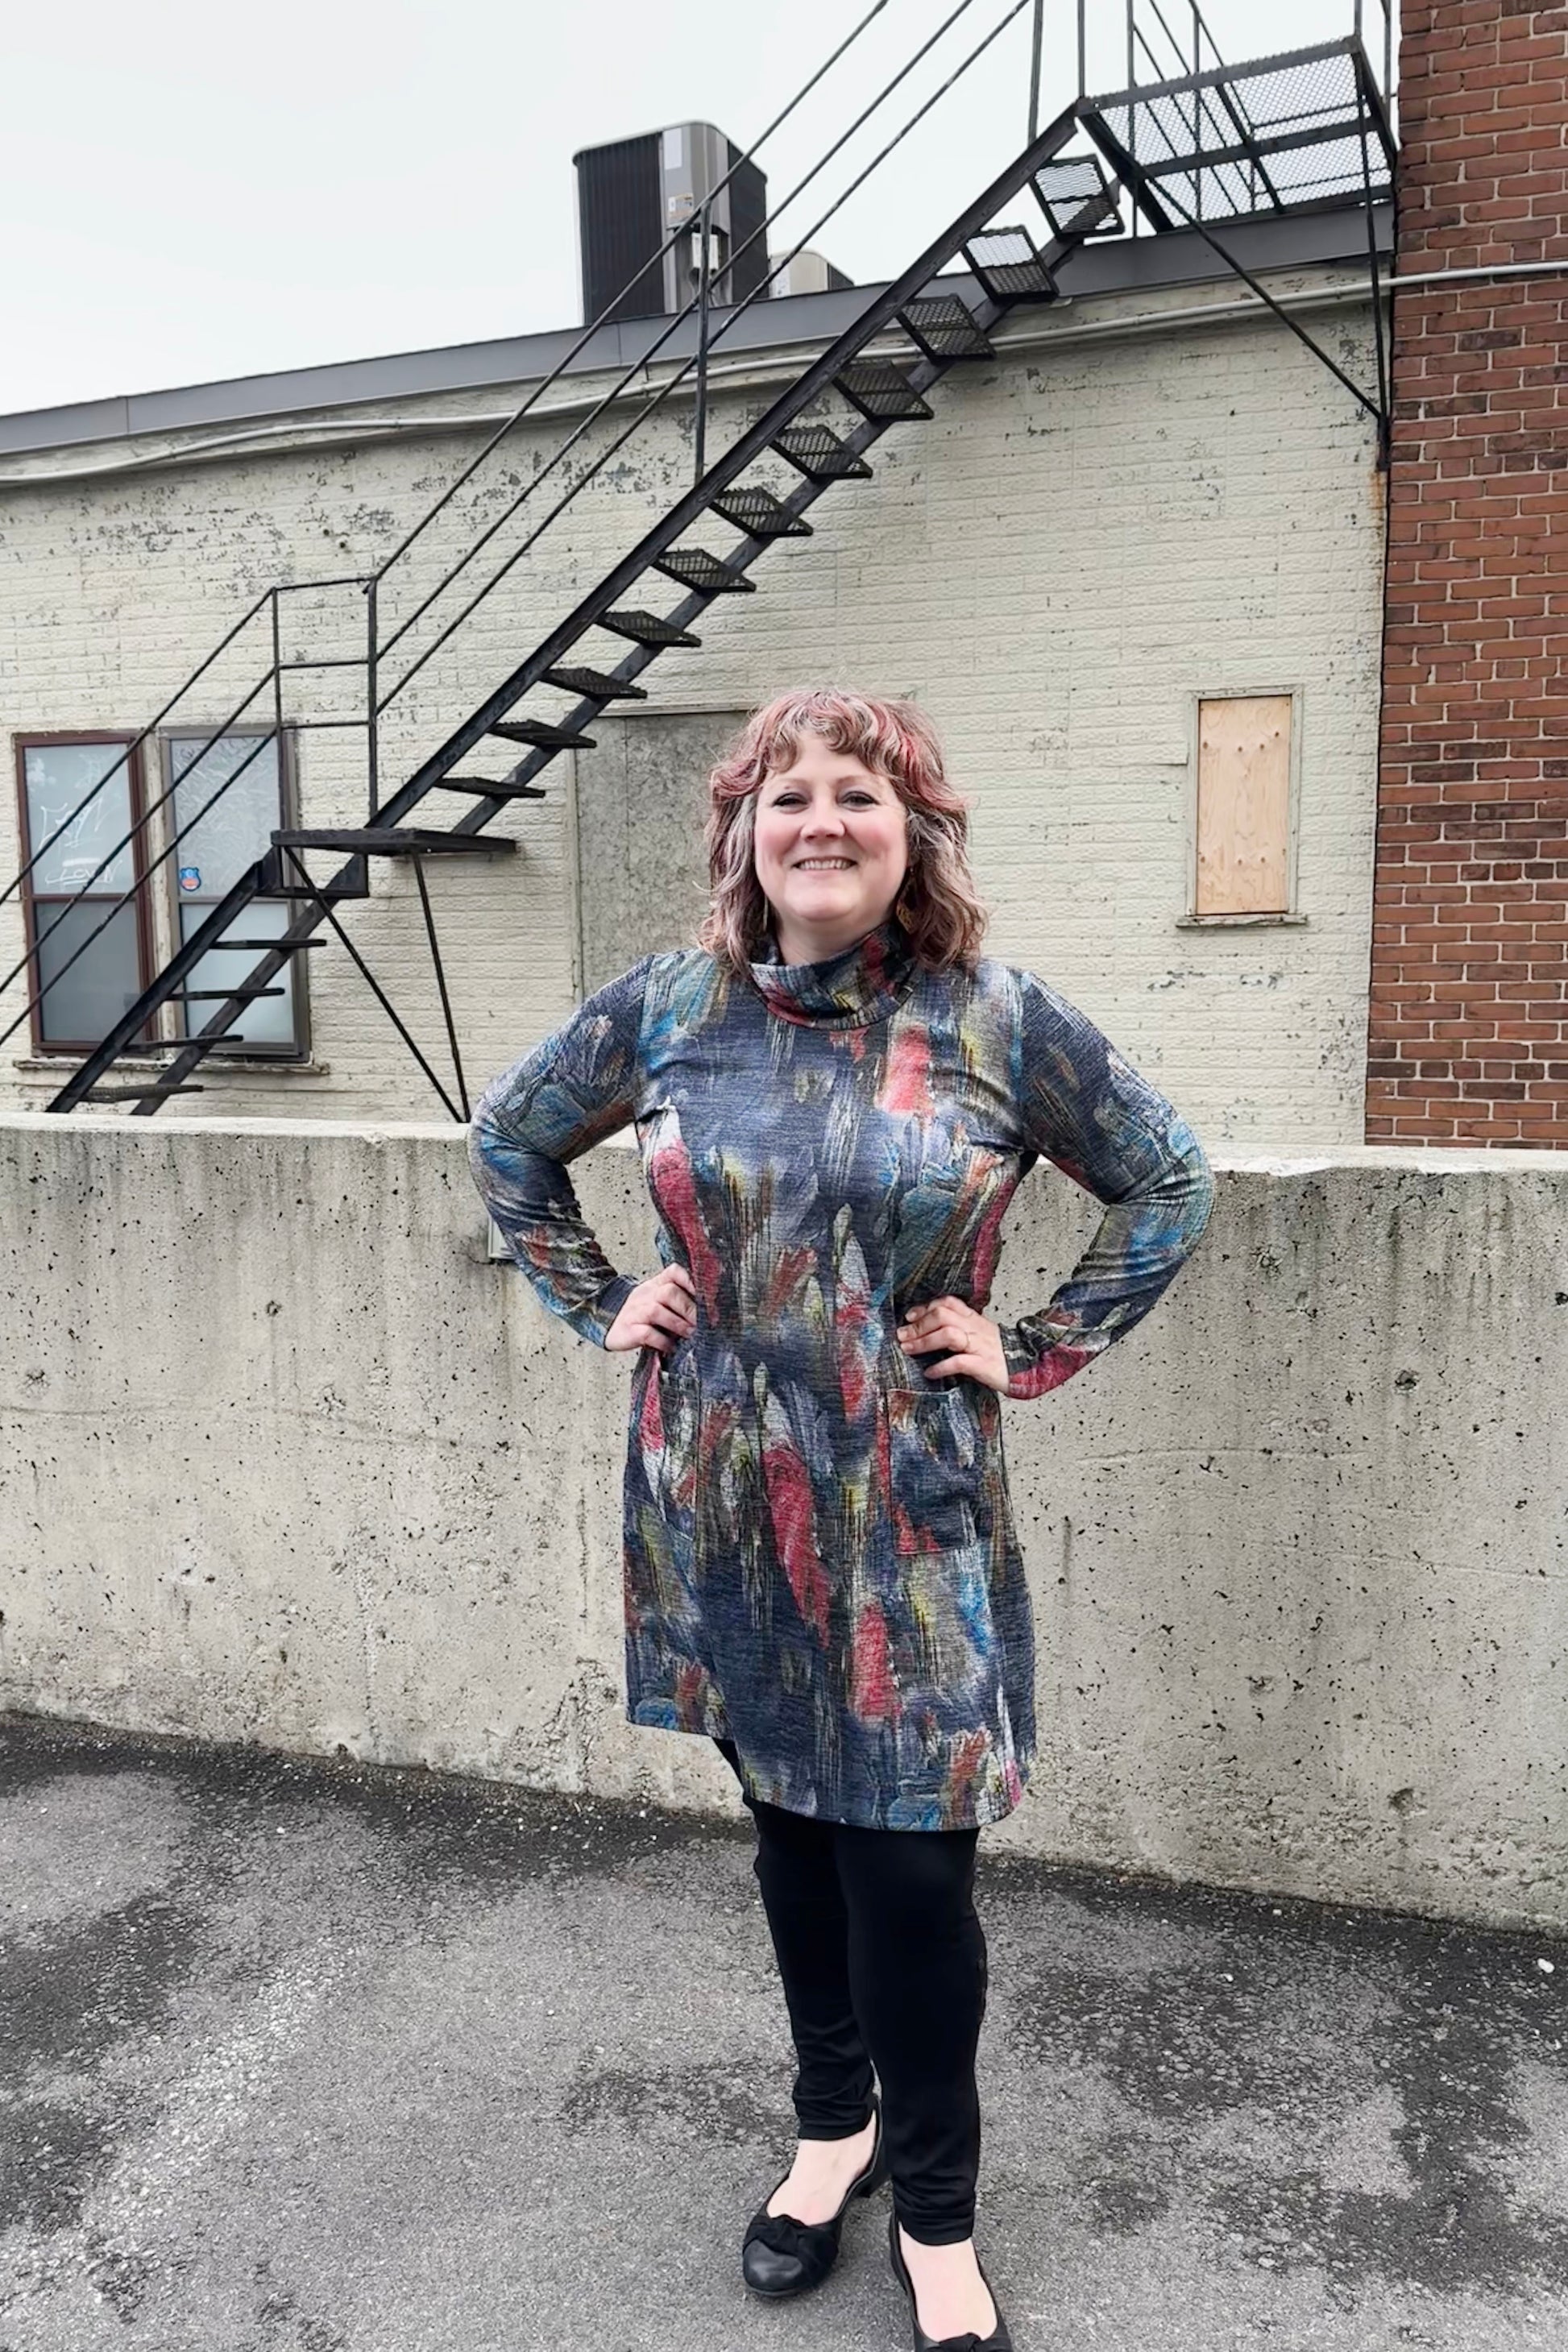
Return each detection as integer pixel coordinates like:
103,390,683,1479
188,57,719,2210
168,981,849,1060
773,791,876,807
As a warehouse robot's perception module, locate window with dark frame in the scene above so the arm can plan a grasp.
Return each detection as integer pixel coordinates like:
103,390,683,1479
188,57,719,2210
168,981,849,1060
162,726,309,1059
13,733,160,1055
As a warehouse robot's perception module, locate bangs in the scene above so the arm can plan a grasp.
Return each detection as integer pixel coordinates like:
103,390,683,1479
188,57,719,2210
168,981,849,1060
741,690,946,799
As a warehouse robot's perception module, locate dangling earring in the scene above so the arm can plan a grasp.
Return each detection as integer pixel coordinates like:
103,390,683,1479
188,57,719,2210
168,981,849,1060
894,882,915,928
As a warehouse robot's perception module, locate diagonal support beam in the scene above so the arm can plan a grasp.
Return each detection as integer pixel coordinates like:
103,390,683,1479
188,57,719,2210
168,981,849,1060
411,858,469,1122
272,849,464,1122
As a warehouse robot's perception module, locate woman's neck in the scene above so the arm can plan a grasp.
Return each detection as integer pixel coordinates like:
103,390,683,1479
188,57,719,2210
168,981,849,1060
769,902,898,967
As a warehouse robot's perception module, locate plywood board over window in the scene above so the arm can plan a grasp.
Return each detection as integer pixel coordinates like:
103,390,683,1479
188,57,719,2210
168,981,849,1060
1194,694,1293,917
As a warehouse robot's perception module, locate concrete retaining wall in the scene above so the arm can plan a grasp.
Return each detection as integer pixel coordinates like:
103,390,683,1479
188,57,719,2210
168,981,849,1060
2,1113,1564,1933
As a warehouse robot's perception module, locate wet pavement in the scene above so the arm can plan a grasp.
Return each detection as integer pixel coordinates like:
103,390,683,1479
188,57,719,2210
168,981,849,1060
2,1711,1565,2352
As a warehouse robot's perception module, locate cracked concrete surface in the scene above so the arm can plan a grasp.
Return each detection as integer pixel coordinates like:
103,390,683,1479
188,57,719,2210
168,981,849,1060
2,1715,1565,2352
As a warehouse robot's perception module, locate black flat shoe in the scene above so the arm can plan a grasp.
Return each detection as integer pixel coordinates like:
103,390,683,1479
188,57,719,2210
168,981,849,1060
740,2095,888,2298
886,2207,1014,2351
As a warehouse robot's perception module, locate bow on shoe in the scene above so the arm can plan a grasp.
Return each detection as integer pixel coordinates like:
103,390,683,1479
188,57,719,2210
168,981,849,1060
743,2209,838,2266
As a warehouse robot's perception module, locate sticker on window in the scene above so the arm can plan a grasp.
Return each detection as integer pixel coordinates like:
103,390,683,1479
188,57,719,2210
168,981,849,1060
178,866,201,893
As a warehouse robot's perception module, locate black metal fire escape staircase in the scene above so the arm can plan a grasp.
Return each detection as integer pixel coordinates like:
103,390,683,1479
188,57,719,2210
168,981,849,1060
24,31,1392,1118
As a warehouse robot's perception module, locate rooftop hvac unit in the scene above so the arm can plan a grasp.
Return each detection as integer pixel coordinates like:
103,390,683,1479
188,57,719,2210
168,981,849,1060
574,122,769,326
768,250,853,299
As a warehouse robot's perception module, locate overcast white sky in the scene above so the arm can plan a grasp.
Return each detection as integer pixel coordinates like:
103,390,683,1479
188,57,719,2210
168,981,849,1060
1,0,1381,417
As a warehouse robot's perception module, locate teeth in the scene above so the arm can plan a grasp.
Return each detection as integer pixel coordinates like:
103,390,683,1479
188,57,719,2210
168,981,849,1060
798,860,853,869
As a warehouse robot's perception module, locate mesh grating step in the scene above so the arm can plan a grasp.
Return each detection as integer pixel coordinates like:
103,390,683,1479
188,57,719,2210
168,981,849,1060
963,225,1057,301
433,777,550,800
773,426,873,481
1031,156,1122,240
598,610,702,648
542,666,648,700
898,297,995,360
272,828,518,858
711,487,812,539
169,987,284,1001
487,719,595,750
835,361,933,421
653,548,757,594
218,937,322,950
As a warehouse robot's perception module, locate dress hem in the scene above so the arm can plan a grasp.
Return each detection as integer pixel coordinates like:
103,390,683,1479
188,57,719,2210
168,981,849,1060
628,1707,1031,1834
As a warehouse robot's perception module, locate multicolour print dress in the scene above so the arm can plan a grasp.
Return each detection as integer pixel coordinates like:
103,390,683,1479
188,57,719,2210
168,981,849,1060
468,912,1214,1831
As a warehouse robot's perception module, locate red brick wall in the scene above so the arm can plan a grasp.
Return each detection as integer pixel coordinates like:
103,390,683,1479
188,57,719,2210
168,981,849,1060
1368,1,1568,1144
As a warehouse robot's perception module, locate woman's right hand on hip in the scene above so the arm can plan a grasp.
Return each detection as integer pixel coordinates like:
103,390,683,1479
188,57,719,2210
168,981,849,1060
604,1263,698,1355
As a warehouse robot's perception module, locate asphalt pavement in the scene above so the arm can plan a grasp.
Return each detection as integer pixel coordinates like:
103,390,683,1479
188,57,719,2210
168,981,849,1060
2,1712,1565,2352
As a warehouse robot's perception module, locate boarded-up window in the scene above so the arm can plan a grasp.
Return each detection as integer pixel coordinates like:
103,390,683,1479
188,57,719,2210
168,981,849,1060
1194,695,1292,916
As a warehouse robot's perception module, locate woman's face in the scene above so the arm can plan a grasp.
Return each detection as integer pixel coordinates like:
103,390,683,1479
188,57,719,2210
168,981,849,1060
753,732,910,960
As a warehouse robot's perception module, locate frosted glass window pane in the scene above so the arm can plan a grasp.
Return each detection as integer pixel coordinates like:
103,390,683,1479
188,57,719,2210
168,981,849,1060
24,744,136,895
35,902,142,1044
178,902,297,1047
168,733,280,898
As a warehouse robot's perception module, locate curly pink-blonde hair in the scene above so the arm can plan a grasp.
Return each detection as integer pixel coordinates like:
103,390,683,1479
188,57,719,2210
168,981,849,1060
697,688,989,973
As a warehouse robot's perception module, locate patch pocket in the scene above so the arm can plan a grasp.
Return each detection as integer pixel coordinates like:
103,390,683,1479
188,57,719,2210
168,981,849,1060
884,1380,981,1556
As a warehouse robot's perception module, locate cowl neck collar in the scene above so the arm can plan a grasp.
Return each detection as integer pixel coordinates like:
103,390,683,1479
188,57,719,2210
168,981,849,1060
747,911,920,1028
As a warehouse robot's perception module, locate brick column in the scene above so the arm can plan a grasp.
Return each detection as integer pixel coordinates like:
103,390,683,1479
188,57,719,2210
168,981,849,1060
1368,1,1568,1145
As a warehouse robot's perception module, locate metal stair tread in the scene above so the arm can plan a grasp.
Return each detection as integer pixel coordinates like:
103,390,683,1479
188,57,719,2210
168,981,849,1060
963,223,1058,300
272,827,518,856
487,719,596,749
773,426,873,480
898,297,995,359
834,360,934,420
433,777,550,799
542,665,649,700
711,487,812,539
653,547,756,593
1032,156,1122,240
596,609,702,647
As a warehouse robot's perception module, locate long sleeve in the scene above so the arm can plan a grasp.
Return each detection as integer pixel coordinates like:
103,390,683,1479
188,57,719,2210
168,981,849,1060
997,968,1216,1401
467,953,657,1350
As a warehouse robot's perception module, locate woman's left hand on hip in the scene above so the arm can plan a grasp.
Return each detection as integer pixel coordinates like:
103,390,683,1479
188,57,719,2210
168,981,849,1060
896,1296,1010,1392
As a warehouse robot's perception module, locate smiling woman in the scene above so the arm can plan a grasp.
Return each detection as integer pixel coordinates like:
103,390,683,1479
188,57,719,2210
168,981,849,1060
467,683,1215,2347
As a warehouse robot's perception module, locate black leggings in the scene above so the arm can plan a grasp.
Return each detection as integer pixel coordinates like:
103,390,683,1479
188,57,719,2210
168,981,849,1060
712,1736,988,2245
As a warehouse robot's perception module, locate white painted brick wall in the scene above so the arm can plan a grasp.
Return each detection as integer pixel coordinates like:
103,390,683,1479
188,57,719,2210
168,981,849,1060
0,288,1384,1144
